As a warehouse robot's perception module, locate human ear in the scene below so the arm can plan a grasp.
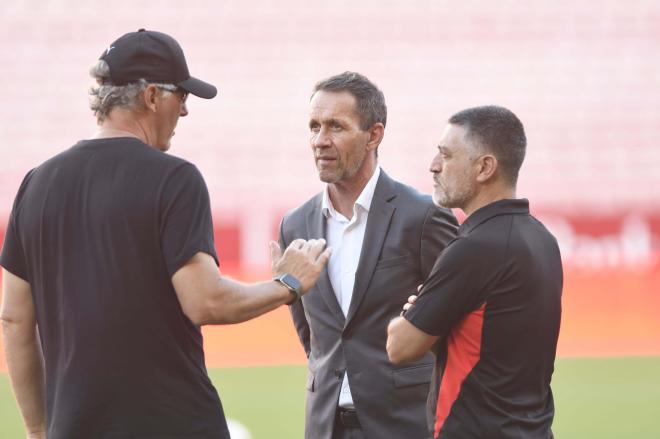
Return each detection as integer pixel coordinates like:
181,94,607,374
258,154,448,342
366,123,385,151
476,155,497,183
142,85,159,112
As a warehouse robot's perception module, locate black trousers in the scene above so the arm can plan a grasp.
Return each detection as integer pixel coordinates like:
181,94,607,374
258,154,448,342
332,411,365,439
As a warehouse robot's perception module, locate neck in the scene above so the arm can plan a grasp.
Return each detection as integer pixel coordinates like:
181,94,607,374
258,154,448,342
328,163,377,219
93,110,151,145
463,184,516,218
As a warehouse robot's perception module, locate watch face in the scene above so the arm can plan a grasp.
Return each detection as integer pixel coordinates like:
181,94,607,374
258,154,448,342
281,274,301,291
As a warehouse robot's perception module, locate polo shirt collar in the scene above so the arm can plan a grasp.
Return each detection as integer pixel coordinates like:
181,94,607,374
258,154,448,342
459,198,530,235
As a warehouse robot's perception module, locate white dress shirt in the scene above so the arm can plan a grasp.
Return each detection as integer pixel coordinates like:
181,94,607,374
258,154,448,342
321,166,381,409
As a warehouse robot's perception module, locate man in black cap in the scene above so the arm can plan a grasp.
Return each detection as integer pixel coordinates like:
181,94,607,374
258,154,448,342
0,29,330,439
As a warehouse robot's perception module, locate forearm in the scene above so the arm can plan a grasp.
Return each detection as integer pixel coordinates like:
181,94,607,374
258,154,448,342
387,316,437,365
1,320,46,435
387,316,416,364
174,242,330,326
203,277,292,325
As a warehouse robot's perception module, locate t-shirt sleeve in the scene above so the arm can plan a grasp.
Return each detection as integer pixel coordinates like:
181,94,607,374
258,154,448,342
1,209,28,280
159,163,218,278
404,237,484,338
0,170,35,281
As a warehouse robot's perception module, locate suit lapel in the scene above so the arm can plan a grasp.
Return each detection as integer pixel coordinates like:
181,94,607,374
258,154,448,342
345,171,396,327
306,196,345,321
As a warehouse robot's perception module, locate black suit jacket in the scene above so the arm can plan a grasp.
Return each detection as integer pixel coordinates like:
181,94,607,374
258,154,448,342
279,171,458,439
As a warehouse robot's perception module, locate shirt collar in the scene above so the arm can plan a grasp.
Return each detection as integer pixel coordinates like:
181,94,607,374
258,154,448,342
322,166,381,219
459,198,530,235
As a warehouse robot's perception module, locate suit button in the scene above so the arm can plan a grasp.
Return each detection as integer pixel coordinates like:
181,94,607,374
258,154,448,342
334,369,344,379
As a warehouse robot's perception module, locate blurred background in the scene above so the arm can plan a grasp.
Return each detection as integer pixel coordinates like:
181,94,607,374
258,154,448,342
1,0,659,437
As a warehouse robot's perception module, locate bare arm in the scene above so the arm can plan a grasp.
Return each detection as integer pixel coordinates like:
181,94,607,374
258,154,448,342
387,315,439,365
172,239,330,326
1,269,46,439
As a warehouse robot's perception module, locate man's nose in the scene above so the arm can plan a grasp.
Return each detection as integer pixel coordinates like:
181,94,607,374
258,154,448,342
430,155,443,173
180,101,188,117
312,128,331,148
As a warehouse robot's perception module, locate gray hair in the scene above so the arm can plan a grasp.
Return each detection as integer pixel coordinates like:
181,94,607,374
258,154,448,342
312,71,387,130
449,105,527,186
89,60,175,123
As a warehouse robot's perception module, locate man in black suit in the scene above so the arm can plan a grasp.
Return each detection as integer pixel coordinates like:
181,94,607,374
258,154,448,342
278,72,458,439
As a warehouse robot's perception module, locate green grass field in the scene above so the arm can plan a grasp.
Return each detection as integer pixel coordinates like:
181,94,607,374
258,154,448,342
1,357,659,438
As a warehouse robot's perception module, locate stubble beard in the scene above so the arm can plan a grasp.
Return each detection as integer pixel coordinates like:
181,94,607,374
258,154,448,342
317,160,342,183
433,187,455,208
316,149,365,185
433,180,474,210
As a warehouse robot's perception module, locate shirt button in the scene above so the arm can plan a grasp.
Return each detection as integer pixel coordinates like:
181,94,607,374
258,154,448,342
334,369,344,379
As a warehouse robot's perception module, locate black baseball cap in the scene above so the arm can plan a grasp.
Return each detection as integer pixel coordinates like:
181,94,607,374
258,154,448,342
99,29,217,99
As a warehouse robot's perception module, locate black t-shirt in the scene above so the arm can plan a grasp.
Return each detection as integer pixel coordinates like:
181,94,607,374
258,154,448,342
405,199,562,439
0,138,230,439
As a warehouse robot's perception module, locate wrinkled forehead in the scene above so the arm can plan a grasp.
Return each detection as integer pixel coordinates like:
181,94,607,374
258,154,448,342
309,90,359,121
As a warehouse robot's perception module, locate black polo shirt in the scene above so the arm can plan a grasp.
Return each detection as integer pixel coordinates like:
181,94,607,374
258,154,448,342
404,199,562,439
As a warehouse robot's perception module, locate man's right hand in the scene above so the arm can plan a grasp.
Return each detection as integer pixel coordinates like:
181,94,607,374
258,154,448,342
270,239,331,293
400,284,423,316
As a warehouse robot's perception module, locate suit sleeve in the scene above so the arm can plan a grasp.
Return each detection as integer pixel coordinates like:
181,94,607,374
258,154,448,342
419,204,459,278
279,217,311,357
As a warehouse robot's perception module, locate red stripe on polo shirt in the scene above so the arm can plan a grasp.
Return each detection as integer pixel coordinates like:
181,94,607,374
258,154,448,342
434,304,486,438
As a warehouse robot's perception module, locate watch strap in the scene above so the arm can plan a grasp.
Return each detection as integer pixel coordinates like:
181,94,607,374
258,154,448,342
274,274,302,305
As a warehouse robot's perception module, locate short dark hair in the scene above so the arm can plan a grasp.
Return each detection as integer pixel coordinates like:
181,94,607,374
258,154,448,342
449,105,526,186
312,71,387,130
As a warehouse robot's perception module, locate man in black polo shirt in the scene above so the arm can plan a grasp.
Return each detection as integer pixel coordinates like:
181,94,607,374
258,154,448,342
387,105,562,438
